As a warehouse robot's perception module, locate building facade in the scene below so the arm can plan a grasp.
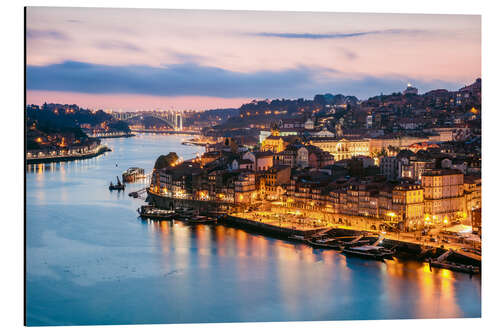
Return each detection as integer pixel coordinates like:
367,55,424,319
421,169,466,224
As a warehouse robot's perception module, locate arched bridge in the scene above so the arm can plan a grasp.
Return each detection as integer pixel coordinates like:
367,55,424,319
147,114,183,130
125,112,184,131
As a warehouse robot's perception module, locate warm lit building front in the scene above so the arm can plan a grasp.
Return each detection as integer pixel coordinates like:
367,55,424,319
234,172,256,204
392,184,425,229
261,127,287,153
275,144,309,168
369,135,440,156
309,137,370,161
242,151,274,171
421,169,466,224
306,145,335,168
463,175,481,224
259,165,291,201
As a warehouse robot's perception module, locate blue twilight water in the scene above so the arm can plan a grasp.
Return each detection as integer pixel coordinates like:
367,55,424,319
26,133,481,326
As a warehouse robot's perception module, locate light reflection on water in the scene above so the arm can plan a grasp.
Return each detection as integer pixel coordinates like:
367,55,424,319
26,134,481,326
144,217,480,320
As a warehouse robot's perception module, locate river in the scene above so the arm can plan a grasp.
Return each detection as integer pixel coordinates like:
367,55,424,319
25,133,481,326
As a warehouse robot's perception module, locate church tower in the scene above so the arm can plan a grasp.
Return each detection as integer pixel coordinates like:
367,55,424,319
271,122,280,137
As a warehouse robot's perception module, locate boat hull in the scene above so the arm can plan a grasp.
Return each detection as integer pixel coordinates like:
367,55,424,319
306,240,344,250
342,249,386,261
429,260,480,274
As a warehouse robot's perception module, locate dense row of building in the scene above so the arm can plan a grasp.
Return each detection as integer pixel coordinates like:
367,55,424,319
149,80,481,232
150,130,480,232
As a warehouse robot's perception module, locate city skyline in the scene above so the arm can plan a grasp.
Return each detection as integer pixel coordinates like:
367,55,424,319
24,7,482,326
26,8,480,110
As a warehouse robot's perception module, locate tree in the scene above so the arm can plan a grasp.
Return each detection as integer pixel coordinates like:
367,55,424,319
154,152,179,169
377,148,387,157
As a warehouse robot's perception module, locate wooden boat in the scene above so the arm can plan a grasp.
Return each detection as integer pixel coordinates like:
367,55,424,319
206,211,227,218
138,205,176,220
174,208,196,221
122,167,146,183
288,235,306,242
378,247,395,259
428,259,480,274
336,234,371,247
306,239,344,250
109,176,125,190
342,245,388,261
189,216,217,224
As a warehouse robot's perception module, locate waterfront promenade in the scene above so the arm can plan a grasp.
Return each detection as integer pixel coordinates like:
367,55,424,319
88,132,135,139
26,145,111,164
147,190,480,258
131,129,199,135
233,209,480,254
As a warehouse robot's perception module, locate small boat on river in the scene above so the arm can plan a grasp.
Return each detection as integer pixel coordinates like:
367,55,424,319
428,259,480,274
306,239,344,250
428,250,480,274
175,208,197,221
138,205,176,220
109,176,125,191
122,167,146,183
189,215,217,224
342,245,390,261
337,234,372,247
288,234,306,242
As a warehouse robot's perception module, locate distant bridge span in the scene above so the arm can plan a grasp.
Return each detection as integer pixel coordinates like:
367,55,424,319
124,112,184,131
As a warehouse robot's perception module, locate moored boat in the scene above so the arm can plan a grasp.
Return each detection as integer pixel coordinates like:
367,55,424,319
336,234,372,247
288,234,306,242
192,216,217,224
174,208,197,221
428,259,480,274
306,239,344,250
138,205,176,220
342,245,388,261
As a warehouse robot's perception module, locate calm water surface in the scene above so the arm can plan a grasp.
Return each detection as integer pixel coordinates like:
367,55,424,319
26,133,481,326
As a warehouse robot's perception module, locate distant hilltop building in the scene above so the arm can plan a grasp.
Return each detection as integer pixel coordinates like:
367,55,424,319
458,78,481,100
403,83,418,95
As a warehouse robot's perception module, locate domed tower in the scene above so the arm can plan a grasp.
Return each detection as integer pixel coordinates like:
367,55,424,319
403,83,418,95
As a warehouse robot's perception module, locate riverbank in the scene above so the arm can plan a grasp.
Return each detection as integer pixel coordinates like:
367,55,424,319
147,191,481,270
131,129,199,135
216,216,480,271
222,215,325,239
181,137,217,146
26,145,111,164
181,140,207,146
89,133,135,139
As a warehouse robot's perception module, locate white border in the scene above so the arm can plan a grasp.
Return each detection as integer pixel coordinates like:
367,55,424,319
1,1,498,332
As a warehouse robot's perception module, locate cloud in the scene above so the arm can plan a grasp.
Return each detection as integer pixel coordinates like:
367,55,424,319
26,29,70,41
26,60,463,99
250,29,427,40
94,40,143,52
338,48,358,60
163,48,209,64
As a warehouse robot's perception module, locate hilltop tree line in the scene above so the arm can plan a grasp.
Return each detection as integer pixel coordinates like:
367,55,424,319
26,103,131,149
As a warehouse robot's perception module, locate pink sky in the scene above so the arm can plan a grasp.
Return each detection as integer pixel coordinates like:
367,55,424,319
26,8,481,111
27,91,250,110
